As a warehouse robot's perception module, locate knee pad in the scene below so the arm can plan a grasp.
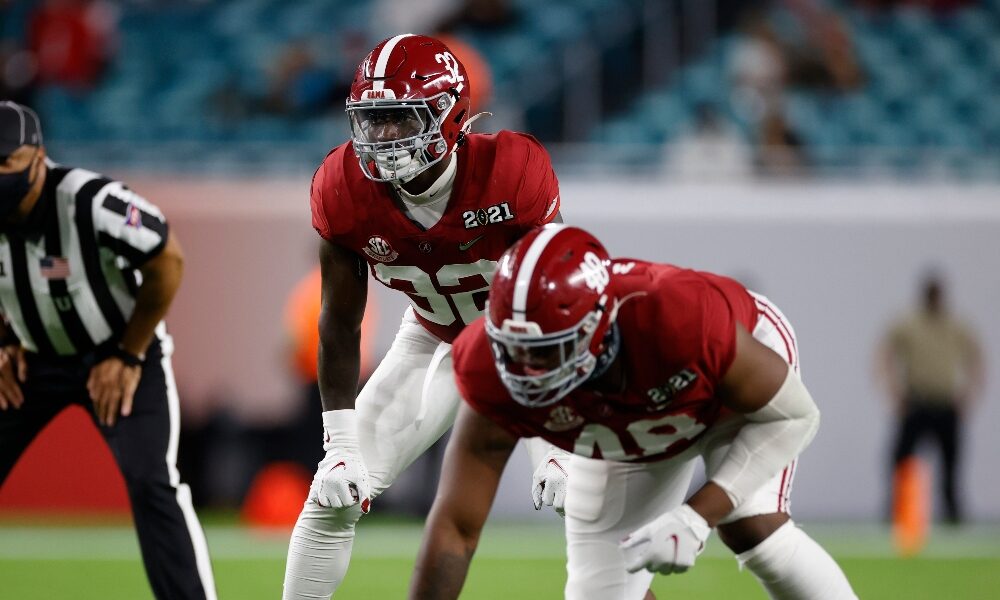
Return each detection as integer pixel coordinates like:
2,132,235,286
735,520,797,575
735,519,859,600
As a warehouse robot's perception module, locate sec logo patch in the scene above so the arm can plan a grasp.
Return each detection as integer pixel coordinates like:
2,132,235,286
364,236,399,263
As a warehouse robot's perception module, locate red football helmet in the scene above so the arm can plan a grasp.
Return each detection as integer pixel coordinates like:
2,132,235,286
347,34,472,183
486,225,619,407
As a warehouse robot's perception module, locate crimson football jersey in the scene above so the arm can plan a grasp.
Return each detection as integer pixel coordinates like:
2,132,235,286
311,131,560,343
453,260,761,462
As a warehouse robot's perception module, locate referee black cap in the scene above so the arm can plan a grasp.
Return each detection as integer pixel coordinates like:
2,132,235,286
0,101,43,158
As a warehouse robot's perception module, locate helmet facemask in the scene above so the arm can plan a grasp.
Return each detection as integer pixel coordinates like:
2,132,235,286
347,92,456,183
486,305,606,408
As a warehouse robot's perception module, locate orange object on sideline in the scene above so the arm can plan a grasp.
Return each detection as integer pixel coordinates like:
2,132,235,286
284,266,378,384
892,456,930,556
242,462,312,528
436,34,494,111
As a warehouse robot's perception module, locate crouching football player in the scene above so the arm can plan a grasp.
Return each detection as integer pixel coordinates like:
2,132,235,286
408,225,857,599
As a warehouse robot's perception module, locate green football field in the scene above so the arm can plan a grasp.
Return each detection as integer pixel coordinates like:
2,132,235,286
2,516,999,599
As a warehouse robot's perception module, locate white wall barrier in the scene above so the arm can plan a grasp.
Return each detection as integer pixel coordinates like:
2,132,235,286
127,174,1000,520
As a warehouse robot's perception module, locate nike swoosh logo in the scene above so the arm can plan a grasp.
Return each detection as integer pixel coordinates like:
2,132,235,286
459,235,485,251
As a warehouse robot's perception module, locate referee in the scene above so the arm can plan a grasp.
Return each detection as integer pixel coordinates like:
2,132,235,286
0,101,217,599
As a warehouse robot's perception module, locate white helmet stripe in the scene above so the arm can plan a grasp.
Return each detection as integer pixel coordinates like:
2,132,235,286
512,224,567,321
372,33,414,92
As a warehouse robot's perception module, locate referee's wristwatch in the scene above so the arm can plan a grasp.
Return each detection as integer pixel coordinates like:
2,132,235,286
113,345,146,367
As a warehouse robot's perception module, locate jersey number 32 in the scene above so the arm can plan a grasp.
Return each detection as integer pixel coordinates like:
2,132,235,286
373,260,498,326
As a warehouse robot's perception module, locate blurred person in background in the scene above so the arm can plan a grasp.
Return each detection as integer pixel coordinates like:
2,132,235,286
0,101,216,599
211,32,369,127
260,40,340,117
756,111,808,177
730,13,787,125
876,272,984,524
783,0,863,92
663,102,753,179
26,0,119,91
410,225,857,600
282,34,565,599
731,5,861,106
730,5,862,130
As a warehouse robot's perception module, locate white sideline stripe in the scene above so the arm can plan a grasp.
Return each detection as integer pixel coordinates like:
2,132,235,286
159,325,219,600
372,34,413,91
512,225,566,320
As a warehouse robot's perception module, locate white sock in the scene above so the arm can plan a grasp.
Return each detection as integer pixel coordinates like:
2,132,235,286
282,501,364,599
737,520,858,600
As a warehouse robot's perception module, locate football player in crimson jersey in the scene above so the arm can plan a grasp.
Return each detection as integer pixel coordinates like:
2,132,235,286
282,34,567,599
409,225,858,600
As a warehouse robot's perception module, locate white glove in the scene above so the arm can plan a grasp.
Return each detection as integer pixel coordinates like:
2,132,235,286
307,409,372,514
531,448,571,515
620,504,711,575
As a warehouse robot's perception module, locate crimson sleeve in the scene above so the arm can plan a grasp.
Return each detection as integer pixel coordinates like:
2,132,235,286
700,282,740,384
512,134,561,228
310,161,332,240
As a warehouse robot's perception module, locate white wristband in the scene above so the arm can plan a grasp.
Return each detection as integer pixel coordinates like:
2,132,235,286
322,409,359,447
677,504,712,539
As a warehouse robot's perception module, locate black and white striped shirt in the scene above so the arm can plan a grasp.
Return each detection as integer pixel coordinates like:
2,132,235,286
0,161,169,356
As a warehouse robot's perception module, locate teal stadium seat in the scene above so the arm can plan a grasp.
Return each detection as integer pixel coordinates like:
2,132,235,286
26,0,997,177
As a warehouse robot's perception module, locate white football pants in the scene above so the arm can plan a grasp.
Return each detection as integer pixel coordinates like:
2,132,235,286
565,294,855,599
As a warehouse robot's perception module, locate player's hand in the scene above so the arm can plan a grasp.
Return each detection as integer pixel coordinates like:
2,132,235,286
620,504,711,575
531,448,571,515
87,357,142,427
308,409,372,513
0,345,26,410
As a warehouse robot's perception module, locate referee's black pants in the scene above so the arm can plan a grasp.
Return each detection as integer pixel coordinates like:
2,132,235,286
0,338,217,600
891,396,963,524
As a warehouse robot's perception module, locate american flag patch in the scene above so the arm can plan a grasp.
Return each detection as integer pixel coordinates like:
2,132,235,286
40,256,71,279
124,204,142,228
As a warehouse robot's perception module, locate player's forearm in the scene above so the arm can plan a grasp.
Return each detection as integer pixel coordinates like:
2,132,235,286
711,367,820,510
409,523,478,599
122,238,183,356
317,322,362,411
